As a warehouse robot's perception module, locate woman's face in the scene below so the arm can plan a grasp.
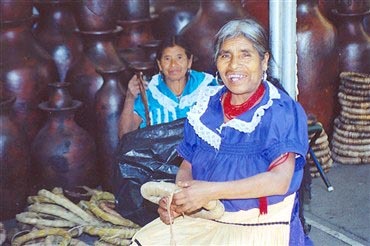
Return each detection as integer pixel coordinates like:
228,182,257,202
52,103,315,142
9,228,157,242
216,35,269,104
157,45,192,84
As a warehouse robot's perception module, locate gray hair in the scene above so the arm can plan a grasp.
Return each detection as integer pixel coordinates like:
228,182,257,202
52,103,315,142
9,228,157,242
213,18,269,62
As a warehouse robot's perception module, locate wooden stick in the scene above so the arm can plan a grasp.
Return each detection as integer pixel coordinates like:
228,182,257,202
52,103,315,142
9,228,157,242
138,72,151,127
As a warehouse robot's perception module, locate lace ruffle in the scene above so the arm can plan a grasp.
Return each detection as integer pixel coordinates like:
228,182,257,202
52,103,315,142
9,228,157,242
179,73,215,109
187,81,280,150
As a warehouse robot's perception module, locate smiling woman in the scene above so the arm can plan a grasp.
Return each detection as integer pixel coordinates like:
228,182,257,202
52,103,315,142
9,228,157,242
118,36,217,136
131,18,310,246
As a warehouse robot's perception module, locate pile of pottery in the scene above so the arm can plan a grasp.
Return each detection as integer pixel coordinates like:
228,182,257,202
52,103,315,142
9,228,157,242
307,117,333,178
331,72,370,165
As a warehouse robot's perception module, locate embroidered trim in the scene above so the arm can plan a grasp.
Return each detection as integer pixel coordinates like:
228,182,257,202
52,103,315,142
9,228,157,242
148,71,214,115
179,73,215,109
224,82,280,133
148,74,177,116
187,86,223,149
187,81,281,150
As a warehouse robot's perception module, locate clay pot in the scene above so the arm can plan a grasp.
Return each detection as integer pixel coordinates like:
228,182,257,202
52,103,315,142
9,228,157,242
297,0,339,136
120,0,151,20
31,82,99,191
65,27,128,138
152,0,199,40
47,82,73,109
179,0,247,74
0,17,59,142
33,0,84,82
0,0,33,23
95,67,126,191
319,0,338,22
333,1,370,73
116,18,155,49
138,39,162,61
73,0,120,32
0,94,31,220
335,0,370,15
241,0,269,30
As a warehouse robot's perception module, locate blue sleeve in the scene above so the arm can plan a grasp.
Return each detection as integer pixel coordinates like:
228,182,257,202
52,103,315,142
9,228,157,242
133,96,146,128
262,99,309,172
176,119,199,163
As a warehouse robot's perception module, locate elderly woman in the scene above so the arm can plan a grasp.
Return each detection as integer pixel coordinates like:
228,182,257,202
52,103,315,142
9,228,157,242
132,18,309,245
118,35,217,137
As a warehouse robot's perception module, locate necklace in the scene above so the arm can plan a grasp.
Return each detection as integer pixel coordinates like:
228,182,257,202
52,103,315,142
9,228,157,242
223,83,265,120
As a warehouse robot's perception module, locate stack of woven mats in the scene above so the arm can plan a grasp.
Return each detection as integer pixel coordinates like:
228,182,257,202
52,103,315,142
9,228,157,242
331,72,370,165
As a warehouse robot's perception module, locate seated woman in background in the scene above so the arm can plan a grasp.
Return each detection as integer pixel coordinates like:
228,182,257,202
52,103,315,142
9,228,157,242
131,18,309,245
118,36,217,137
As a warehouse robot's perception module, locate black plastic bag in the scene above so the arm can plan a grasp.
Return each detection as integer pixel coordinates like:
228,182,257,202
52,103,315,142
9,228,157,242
113,118,185,226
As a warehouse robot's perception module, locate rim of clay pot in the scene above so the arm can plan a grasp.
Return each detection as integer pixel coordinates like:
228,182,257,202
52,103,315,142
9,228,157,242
39,100,82,111
128,61,155,72
117,18,153,25
138,39,162,49
48,82,71,87
75,25,123,35
1,15,38,26
95,65,127,74
332,9,370,17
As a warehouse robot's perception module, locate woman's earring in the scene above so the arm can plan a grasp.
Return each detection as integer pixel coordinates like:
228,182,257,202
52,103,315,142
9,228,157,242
215,71,223,84
262,71,267,81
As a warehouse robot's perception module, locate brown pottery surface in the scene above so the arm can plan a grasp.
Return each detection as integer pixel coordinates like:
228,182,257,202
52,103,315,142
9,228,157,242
117,18,155,49
0,17,59,142
65,27,128,138
31,83,99,191
151,0,199,40
33,0,84,82
95,67,126,191
0,94,31,220
179,0,247,74
297,0,340,136
333,1,370,73
0,1,33,23
73,0,120,32
119,0,151,20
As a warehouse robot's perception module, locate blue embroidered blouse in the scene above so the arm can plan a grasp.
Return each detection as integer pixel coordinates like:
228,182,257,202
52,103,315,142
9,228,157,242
177,80,308,211
133,70,217,128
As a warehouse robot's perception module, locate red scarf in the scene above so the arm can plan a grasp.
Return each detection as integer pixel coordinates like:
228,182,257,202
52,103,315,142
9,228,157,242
223,83,265,120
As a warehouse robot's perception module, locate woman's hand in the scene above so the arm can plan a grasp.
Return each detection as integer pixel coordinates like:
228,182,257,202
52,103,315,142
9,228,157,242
158,196,182,225
172,180,212,215
126,74,149,99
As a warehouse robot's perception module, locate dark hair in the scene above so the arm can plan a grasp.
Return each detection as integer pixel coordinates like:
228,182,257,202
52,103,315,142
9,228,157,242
156,35,193,60
213,18,269,62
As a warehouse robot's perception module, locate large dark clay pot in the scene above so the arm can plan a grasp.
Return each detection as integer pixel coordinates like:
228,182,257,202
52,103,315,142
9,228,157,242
333,1,370,73
0,18,59,142
73,0,120,32
0,1,33,23
119,0,150,20
179,0,247,74
33,0,83,82
65,27,128,138
95,67,126,191
31,82,99,191
152,0,199,40
241,0,269,30
297,0,339,136
0,94,31,220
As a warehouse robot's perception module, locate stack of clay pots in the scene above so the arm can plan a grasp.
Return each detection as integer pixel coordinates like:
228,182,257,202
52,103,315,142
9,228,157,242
331,72,370,165
307,116,333,178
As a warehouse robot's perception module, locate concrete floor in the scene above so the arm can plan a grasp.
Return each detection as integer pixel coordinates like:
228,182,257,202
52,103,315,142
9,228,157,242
304,163,370,246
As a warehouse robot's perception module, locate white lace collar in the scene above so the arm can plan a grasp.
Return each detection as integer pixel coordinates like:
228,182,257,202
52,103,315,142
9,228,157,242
187,81,281,150
148,72,214,112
